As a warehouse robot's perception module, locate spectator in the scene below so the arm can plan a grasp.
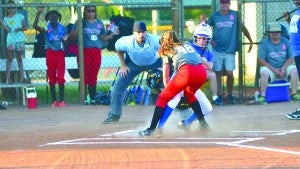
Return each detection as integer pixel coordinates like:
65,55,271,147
283,0,300,120
70,4,114,105
258,22,299,105
103,22,162,124
206,0,253,104
33,8,68,107
0,0,28,84
138,31,208,136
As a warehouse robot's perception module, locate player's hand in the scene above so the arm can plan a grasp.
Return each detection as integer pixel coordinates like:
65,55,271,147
119,65,130,77
248,43,253,53
283,11,290,22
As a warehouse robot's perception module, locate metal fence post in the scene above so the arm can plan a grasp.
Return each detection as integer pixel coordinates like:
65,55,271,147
77,0,85,104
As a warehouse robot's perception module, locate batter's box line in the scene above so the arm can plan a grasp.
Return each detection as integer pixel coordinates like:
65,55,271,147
218,142,300,156
232,129,300,136
40,136,264,147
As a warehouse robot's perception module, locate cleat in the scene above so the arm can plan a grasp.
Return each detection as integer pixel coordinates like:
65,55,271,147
138,128,154,136
199,118,210,130
90,100,96,105
285,108,300,120
290,94,300,101
212,97,224,106
257,96,267,105
58,101,67,107
227,94,237,104
177,120,188,131
103,114,120,124
52,101,59,108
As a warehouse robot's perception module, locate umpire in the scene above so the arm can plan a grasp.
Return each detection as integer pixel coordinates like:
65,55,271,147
103,22,162,124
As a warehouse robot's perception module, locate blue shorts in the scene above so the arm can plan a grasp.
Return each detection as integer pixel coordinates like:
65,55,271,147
212,50,235,71
7,41,25,51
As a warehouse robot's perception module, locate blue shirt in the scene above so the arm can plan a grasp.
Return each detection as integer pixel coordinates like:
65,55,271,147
82,19,106,49
115,33,160,66
191,43,214,63
46,23,66,51
207,10,239,54
258,37,293,68
290,9,300,57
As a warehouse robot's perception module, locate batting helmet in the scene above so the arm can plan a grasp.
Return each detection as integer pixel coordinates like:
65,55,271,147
193,23,212,47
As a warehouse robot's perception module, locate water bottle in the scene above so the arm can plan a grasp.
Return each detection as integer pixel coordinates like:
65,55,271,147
85,94,91,105
255,91,260,102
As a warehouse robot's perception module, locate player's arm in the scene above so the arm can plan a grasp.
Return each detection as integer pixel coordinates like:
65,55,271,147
0,19,10,32
162,57,170,87
33,6,44,32
242,23,253,53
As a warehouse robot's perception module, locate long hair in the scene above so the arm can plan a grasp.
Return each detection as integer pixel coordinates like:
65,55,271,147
158,31,182,58
83,4,97,20
5,0,16,16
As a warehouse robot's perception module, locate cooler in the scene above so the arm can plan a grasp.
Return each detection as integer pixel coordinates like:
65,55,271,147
265,80,290,103
25,87,37,109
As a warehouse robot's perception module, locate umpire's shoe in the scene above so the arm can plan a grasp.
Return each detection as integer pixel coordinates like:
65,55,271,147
103,113,120,124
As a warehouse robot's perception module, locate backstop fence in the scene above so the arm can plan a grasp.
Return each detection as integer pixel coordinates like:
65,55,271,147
0,0,295,105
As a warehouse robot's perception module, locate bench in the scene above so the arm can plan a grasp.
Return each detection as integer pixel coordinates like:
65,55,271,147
0,56,120,104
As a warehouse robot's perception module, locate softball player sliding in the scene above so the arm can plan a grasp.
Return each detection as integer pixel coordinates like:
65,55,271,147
139,30,208,136
157,23,214,130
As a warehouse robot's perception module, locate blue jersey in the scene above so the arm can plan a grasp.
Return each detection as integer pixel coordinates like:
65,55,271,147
46,23,66,51
82,19,106,49
207,10,239,54
191,43,214,63
290,9,300,57
115,33,160,66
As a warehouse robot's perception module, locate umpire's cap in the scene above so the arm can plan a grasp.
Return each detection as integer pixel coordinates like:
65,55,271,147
133,22,147,32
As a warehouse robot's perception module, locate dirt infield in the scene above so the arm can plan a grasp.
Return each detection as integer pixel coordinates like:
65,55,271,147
0,101,299,168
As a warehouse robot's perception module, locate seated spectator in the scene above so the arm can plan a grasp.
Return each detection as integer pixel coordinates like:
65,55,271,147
258,22,300,104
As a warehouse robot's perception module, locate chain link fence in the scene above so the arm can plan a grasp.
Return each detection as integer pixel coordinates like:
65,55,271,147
241,0,294,99
0,0,296,106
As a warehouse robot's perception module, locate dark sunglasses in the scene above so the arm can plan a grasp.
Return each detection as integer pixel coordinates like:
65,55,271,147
270,31,281,34
87,10,96,13
7,7,16,10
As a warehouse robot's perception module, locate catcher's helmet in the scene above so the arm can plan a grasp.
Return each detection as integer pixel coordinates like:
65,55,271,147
146,69,163,91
